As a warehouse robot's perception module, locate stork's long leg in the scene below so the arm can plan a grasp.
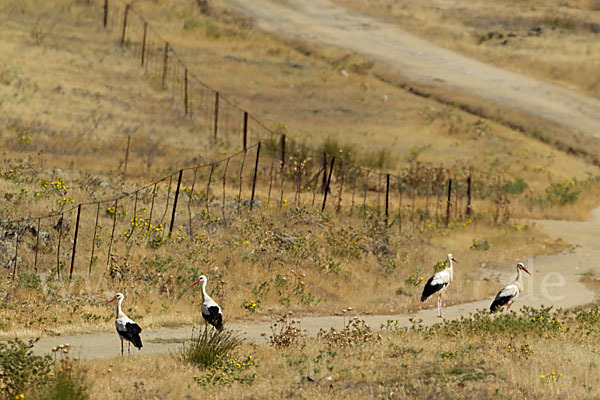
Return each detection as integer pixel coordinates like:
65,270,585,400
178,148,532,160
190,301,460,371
507,303,512,313
437,293,443,318
120,337,124,357
128,341,131,355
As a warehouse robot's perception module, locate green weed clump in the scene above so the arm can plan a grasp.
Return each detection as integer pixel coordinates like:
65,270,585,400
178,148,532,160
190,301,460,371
0,338,52,399
178,327,242,368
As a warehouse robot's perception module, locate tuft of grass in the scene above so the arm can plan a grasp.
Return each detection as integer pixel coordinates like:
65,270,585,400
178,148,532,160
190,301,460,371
178,327,242,368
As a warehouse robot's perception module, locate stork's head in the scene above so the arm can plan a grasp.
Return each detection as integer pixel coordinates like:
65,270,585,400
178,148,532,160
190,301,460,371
517,262,531,275
106,292,124,304
447,253,458,264
188,275,208,288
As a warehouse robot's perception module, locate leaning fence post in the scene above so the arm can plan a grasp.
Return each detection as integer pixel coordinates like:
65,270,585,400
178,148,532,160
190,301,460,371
141,22,147,66
465,174,472,216
321,152,328,193
321,157,335,213
34,217,41,273
57,214,64,278
161,42,169,89
250,143,262,210
385,173,390,225
445,178,452,227
103,0,108,28
213,92,219,139
107,200,117,269
169,169,183,235
122,135,131,179
120,4,129,46
69,204,82,280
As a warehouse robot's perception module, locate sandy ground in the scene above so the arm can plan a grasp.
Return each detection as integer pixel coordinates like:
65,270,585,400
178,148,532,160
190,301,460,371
31,209,598,359
225,0,600,138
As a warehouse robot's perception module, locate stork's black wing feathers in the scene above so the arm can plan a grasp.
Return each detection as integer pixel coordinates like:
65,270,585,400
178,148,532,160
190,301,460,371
119,322,143,349
202,306,223,331
420,276,445,302
489,295,512,313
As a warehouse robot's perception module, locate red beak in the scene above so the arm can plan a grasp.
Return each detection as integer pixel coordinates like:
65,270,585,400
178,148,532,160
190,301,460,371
188,279,200,289
452,258,458,264
522,266,531,275
106,296,117,304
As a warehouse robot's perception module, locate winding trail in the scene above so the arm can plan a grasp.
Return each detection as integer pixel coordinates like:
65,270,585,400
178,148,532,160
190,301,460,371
225,0,600,138
31,210,600,359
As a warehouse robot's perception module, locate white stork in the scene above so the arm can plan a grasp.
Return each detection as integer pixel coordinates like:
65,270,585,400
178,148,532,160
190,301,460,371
189,275,223,331
106,293,142,356
421,253,457,318
490,262,531,313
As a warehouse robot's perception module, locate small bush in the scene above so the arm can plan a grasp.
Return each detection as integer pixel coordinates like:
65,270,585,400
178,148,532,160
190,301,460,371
179,327,242,368
0,338,52,398
269,313,305,349
35,345,89,400
18,272,41,290
317,317,381,347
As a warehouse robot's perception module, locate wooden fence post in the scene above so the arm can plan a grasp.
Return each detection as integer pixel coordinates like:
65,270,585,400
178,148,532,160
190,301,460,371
213,92,219,139
250,143,261,210
69,204,82,280
169,170,183,235
321,152,328,193
120,4,129,47
243,111,248,152
161,42,169,89
321,157,335,212
445,178,452,227
140,22,147,66
12,229,19,280
385,173,390,225
280,134,286,169
103,0,108,28
184,68,189,116
465,174,472,216
122,135,131,179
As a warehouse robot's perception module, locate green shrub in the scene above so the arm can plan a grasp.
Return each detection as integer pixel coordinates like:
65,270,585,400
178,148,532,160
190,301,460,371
502,177,528,195
178,327,242,368
35,346,89,400
0,338,52,398
18,272,41,290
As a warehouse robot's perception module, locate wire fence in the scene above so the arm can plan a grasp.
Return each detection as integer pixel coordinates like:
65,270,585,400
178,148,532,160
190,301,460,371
0,0,497,281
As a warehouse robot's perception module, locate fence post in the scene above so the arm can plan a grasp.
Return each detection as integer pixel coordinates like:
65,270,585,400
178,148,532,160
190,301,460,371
213,92,219,139
184,68,189,116
465,174,472,216
69,204,82,280
321,157,335,213
321,151,328,193
385,173,390,225
141,22,147,66
120,4,129,46
56,214,64,278
107,200,117,269
12,229,19,280
169,169,183,235
445,178,452,227
280,134,286,169
103,0,108,28
89,203,100,276
34,217,41,273
161,42,169,89
243,111,248,152
123,135,131,179
250,143,261,210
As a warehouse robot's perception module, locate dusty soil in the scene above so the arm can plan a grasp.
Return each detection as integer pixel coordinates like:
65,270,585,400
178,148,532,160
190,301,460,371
225,0,600,138
32,209,598,359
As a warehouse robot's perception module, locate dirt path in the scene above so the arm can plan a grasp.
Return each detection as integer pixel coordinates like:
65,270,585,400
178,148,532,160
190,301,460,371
31,210,599,359
225,0,600,138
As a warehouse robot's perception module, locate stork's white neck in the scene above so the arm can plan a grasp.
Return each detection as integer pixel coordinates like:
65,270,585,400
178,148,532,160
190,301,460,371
514,267,524,289
115,297,126,319
201,279,209,302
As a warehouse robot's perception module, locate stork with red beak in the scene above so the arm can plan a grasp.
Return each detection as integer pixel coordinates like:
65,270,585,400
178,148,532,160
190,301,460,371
490,262,531,313
421,253,457,318
189,275,223,331
106,293,142,355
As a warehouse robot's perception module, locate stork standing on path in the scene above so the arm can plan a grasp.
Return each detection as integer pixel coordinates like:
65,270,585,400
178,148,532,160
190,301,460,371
490,262,531,313
189,275,223,331
106,293,142,356
421,253,457,318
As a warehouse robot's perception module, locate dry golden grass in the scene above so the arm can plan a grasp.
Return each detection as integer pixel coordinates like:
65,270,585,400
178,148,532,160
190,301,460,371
80,315,600,399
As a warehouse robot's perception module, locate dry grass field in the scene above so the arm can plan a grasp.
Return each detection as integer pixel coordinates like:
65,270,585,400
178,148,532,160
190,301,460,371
1,0,600,399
